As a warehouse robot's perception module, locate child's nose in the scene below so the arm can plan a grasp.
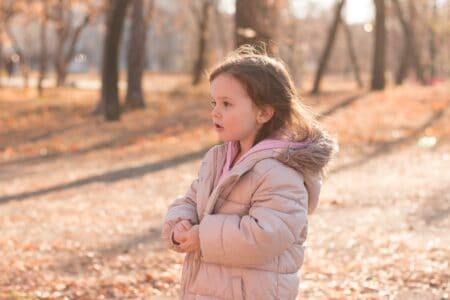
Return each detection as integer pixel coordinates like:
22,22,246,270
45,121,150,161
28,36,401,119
211,106,221,118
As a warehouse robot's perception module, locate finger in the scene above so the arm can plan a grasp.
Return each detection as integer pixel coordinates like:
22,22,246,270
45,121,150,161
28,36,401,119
175,222,186,231
174,230,188,242
180,220,190,226
180,241,192,252
180,221,192,231
177,230,189,241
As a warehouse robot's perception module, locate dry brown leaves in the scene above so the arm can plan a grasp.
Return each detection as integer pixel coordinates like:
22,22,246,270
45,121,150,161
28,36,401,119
0,79,449,299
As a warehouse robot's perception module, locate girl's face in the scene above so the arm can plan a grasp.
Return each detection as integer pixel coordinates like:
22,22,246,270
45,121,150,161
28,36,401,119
210,73,267,151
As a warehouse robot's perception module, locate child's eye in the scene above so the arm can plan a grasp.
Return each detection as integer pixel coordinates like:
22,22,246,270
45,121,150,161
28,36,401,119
223,101,231,107
209,99,216,108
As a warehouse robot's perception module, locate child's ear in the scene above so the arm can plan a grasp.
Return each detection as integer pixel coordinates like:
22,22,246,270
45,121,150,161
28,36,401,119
257,105,275,124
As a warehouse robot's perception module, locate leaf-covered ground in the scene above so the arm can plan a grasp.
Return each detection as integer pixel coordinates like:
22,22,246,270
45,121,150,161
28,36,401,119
0,79,449,299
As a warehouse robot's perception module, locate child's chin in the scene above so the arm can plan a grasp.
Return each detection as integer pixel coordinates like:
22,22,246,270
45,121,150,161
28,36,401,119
217,136,233,142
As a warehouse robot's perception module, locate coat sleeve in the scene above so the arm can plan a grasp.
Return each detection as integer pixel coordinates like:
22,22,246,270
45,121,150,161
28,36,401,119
161,146,215,252
161,178,200,252
199,165,308,266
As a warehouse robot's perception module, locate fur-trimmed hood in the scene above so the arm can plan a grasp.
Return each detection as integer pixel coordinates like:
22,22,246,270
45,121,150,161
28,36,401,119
275,128,338,214
219,127,338,214
276,128,338,177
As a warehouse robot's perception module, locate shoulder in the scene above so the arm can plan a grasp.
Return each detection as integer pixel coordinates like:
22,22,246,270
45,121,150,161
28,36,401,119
202,143,227,164
250,159,308,205
252,158,305,184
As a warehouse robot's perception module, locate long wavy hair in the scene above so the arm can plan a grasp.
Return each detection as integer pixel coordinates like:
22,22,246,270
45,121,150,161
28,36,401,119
209,45,322,145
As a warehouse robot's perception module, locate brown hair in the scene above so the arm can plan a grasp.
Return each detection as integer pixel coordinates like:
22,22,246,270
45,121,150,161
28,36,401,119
209,45,320,145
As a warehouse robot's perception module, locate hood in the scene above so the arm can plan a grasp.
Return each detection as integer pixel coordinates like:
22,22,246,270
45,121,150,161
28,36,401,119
275,128,338,214
221,127,338,214
275,128,338,177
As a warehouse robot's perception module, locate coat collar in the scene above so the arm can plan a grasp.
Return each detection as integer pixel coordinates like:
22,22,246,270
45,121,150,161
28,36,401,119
202,144,277,217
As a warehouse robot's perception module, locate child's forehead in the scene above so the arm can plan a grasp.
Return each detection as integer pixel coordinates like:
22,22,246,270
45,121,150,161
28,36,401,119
210,74,247,95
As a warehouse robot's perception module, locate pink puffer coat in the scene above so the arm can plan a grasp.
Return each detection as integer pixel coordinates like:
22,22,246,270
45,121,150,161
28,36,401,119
162,131,336,300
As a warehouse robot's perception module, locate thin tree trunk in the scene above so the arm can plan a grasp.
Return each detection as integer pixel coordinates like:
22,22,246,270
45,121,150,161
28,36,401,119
235,0,281,56
97,0,129,121
342,20,363,88
56,15,90,86
392,0,426,85
55,0,69,87
287,17,300,86
58,14,90,86
395,44,410,84
428,0,438,78
54,0,90,87
311,0,346,94
4,25,29,88
125,0,148,109
38,1,48,96
192,0,212,85
213,2,229,58
0,33,3,88
371,0,386,90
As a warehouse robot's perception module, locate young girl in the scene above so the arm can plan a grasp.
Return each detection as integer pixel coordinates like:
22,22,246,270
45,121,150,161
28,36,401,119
162,46,337,300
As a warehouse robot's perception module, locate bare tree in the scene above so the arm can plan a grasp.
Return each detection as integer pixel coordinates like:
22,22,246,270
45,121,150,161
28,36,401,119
371,0,386,90
125,0,154,109
51,0,90,87
286,15,300,85
342,20,363,88
311,0,346,94
428,0,438,79
98,0,129,121
38,0,48,95
212,1,231,59
0,31,3,88
235,0,283,55
1,1,30,87
192,0,213,85
392,0,426,85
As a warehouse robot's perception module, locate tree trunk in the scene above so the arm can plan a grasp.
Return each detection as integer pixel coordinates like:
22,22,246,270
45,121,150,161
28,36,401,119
98,0,129,121
55,0,69,87
428,0,438,78
38,1,48,96
371,0,386,90
342,20,363,88
125,0,148,109
235,0,282,56
60,15,90,86
287,17,300,86
213,3,229,58
311,0,346,94
0,33,3,88
4,25,29,88
392,0,426,85
395,44,410,85
54,0,90,87
192,0,212,85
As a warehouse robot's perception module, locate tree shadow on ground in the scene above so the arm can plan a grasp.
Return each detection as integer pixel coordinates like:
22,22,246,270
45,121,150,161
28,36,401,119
415,185,450,225
317,93,367,119
0,145,212,205
53,225,163,275
330,107,448,174
0,108,210,169
1,122,87,149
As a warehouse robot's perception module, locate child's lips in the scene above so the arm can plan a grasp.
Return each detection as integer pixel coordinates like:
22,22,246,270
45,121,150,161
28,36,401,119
214,123,224,130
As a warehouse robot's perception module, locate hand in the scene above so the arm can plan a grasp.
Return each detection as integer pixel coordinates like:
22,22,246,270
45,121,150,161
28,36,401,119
179,225,200,253
173,220,192,245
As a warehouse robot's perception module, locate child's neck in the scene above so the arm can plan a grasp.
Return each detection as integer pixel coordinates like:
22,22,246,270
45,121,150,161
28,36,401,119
231,140,253,167
239,138,255,155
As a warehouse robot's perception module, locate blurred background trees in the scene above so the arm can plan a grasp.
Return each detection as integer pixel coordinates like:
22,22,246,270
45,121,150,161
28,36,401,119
0,0,449,120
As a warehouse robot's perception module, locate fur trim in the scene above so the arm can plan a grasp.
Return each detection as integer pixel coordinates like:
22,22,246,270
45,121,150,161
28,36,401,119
276,128,338,176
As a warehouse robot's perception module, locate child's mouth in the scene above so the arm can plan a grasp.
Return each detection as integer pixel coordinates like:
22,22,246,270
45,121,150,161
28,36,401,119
214,123,224,130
